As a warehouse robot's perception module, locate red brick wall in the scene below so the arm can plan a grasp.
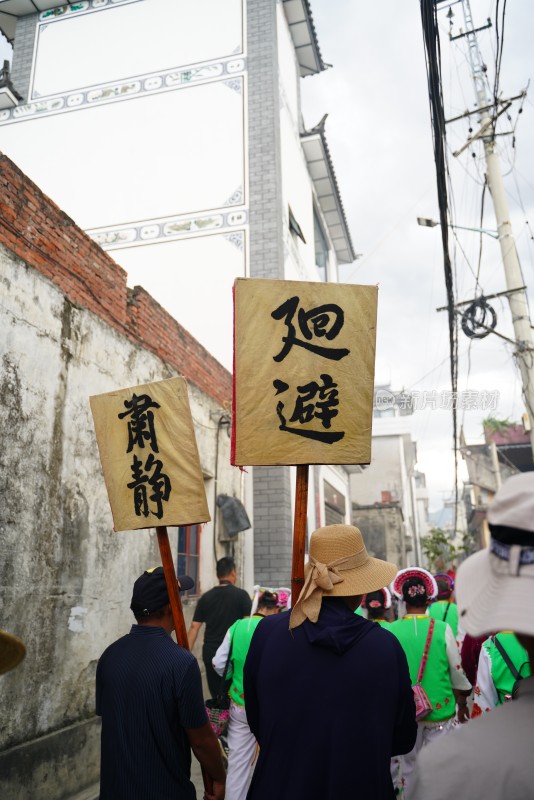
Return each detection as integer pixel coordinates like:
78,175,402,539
0,153,232,407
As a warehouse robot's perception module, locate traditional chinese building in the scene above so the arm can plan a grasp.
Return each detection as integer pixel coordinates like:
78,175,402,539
0,0,357,591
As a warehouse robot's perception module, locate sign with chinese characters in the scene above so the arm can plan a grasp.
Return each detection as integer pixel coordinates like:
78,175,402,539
90,377,210,531
232,278,377,466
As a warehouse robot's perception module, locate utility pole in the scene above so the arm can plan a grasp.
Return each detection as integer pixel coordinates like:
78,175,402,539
456,0,534,457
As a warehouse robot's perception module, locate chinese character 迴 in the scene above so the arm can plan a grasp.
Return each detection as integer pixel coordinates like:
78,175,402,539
118,393,161,452
273,374,344,443
127,453,172,519
271,296,350,362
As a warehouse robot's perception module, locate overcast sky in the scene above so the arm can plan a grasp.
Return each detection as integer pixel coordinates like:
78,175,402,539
1,2,533,512
302,0,534,510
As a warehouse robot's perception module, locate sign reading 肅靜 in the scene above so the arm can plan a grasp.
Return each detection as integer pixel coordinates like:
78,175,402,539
90,377,210,531
232,278,377,466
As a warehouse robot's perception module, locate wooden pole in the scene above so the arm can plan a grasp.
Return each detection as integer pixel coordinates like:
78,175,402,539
291,465,309,605
156,526,189,647
156,526,214,795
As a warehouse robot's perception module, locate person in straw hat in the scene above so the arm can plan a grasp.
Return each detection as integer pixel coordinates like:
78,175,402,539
243,524,417,799
411,472,534,800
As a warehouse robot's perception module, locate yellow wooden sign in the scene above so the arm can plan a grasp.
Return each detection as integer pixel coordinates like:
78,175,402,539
90,377,210,531
232,278,377,466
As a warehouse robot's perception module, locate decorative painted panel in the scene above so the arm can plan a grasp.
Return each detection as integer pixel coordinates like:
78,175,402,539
32,0,244,99
88,208,247,251
0,57,246,126
0,79,246,228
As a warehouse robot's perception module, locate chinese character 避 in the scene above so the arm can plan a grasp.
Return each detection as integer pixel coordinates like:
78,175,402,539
273,374,344,443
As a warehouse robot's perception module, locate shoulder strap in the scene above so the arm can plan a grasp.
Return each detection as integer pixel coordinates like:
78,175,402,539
215,632,234,701
417,618,435,683
443,602,450,623
493,635,521,681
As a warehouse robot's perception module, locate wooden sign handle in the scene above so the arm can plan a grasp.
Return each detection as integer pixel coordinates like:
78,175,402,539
156,526,214,795
291,465,309,604
156,526,189,647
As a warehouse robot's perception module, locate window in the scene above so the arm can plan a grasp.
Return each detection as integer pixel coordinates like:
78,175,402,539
314,209,329,281
288,205,306,243
177,525,201,597
324,480,346,525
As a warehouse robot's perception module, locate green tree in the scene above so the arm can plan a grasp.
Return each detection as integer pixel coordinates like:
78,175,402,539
421,527,458,573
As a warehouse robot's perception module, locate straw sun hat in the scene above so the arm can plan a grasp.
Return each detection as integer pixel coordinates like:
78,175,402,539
289,524,397,628
0,630,26,675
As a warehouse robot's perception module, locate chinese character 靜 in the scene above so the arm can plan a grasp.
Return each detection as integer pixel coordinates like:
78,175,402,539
127,453,172,519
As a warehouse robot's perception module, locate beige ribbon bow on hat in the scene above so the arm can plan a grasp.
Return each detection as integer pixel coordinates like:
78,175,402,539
289,553,364,629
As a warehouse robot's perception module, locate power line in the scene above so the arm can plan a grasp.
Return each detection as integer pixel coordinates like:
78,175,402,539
420,0,459,530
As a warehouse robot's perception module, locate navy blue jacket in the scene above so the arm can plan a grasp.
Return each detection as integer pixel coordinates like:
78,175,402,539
244,597,416,799
96,625,207,800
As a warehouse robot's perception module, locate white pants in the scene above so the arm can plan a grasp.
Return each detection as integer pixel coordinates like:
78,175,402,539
225,702,258,800
401,718,455,798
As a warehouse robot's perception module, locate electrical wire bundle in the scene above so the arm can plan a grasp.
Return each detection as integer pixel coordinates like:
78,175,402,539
420,0,459,519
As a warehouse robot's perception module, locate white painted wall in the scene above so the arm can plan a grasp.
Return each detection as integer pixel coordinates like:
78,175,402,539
276,3,339,286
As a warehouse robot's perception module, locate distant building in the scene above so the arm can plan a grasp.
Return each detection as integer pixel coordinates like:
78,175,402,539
461,420,532,548
350,386,429,568
352,502,406,567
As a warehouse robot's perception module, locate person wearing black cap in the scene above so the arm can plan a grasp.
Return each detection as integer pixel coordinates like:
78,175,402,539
96,566,226,800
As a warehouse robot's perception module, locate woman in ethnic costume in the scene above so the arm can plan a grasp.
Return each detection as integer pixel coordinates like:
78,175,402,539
213,590,280,800
389,567,471,798
364,587,392,626
428,573,459,639
473,630,531,715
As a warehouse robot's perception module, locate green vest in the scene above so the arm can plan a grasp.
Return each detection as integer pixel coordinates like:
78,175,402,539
390,616,455,722
483,632,531,704
226,615,264,706
428,600,458,637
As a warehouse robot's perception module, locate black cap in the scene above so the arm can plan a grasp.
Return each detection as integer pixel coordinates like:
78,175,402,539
130,566,194,616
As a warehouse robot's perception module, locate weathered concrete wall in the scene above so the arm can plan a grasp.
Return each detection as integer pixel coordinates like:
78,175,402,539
0,155,245,798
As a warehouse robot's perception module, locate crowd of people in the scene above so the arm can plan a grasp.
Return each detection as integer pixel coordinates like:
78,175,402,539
95,471,534,799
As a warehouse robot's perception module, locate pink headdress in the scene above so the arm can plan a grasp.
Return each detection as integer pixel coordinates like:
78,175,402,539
362,586,392,610
392,567,438,600
434,573,454,590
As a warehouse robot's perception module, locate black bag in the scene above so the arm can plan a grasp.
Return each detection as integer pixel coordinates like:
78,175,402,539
205,640,232,736
493,635,527,701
